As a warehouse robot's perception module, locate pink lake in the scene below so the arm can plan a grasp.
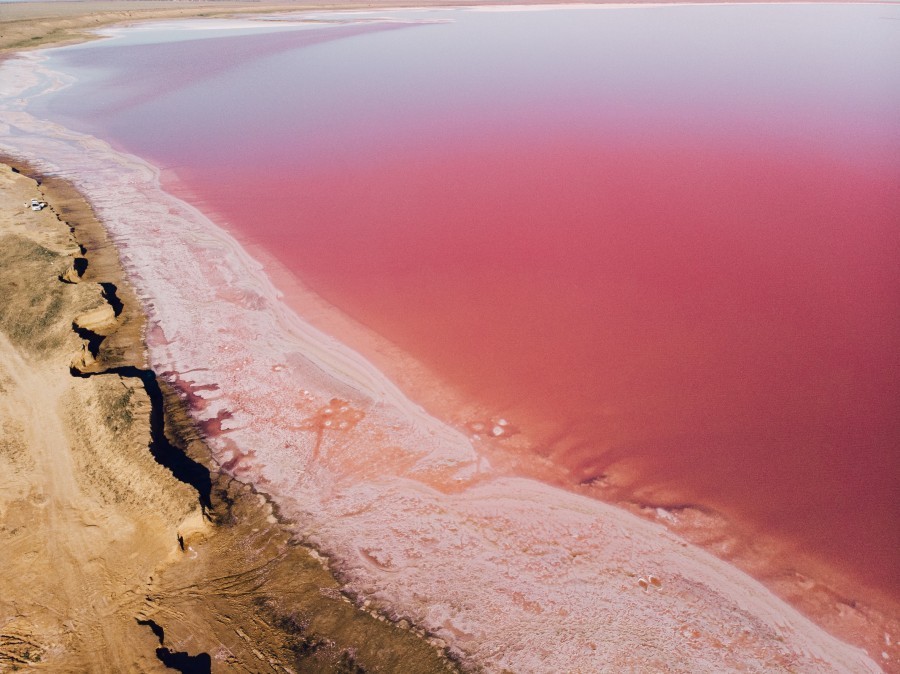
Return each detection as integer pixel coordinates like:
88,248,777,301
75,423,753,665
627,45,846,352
34,3,900,605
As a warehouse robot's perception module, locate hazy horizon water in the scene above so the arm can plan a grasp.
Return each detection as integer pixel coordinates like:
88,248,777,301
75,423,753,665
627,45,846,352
24,2,900,603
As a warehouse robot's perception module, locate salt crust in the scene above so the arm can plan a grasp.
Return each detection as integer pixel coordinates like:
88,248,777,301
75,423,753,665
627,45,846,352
0,43,882,673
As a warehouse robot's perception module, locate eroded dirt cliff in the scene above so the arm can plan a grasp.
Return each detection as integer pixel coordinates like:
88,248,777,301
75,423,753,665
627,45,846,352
0,162,455,673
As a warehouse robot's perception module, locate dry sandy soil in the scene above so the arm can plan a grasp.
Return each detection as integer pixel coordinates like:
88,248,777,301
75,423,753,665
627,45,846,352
0,161,456,672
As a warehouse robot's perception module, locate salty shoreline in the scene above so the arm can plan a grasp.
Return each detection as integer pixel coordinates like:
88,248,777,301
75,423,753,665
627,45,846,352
1,3,896,672
208,171,900,671
0,155,458,671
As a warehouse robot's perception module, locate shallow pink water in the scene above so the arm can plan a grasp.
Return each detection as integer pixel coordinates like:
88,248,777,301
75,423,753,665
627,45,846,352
35,5,900,597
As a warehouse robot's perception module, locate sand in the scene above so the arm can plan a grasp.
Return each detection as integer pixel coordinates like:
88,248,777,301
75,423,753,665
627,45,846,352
0,2,894,672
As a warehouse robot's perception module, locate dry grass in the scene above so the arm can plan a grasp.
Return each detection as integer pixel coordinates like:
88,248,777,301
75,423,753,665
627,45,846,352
0,235,76,355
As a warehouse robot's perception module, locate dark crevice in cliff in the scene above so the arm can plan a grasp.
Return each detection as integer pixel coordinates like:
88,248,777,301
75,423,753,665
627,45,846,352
99,282,124,316
137,618,165,643
136,619,212,674
59,256,88,283
73,364,213,510
56,179,213,510
68,314,213,509
155,649,212,674
71,324,103,358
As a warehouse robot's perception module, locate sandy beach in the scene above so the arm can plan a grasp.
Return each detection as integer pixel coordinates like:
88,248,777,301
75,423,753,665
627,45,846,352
0,2,896,672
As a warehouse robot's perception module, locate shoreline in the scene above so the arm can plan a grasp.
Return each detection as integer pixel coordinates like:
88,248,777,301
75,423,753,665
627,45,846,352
160,141,900,667
0,154,460,670
200,170,900,667
1,0,893,58
1,3,892,668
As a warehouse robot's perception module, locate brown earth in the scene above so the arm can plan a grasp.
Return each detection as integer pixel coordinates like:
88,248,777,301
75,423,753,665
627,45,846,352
0,160,456,672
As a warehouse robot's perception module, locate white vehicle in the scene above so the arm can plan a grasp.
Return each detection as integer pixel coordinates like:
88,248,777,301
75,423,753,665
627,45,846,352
30,198,46,211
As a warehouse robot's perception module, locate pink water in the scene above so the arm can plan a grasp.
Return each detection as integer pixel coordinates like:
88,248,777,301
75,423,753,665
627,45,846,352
185,123,900,590
35,5,900,602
